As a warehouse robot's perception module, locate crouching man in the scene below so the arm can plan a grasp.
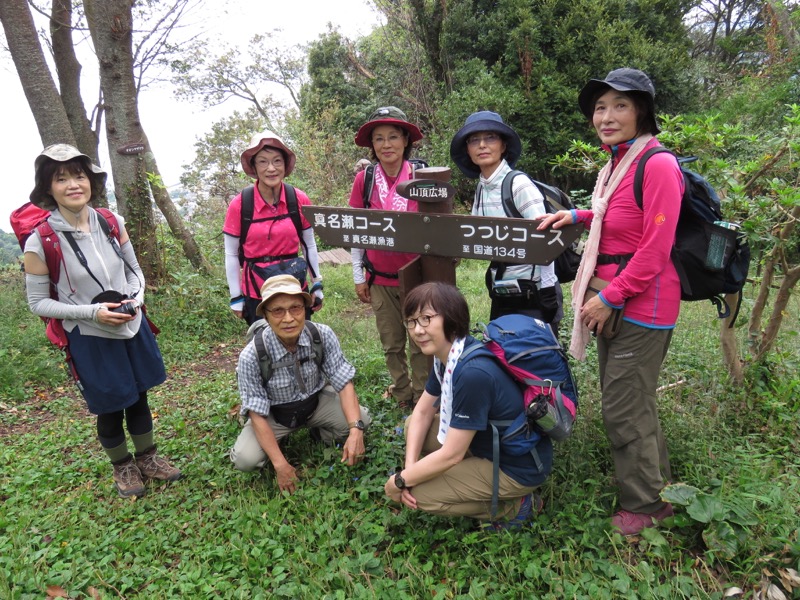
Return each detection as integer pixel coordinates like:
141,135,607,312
230,274,371,493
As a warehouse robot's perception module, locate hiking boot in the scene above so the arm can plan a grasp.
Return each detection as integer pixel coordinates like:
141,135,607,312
611,503,674,536
135,446,183,482
113,457,146,498
486,493,543,531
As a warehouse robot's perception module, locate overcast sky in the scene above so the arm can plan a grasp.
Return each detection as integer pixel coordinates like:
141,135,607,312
0,0,382,232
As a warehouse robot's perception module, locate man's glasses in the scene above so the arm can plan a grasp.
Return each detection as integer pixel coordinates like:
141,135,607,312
466,133,501,147
266,304,305,319
404,313,439,330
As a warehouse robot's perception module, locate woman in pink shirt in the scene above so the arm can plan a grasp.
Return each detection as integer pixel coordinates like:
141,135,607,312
538,68,684,536
223,131,323,325
349,107,429,410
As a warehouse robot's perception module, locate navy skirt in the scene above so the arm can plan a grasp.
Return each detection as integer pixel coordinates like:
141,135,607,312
66,322,167,415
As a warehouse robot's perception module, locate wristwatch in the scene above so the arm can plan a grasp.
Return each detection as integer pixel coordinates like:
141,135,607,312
394,471,407,490
349,419,365,431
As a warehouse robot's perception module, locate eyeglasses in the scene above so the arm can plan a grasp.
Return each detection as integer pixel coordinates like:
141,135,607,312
404,313,439,330
466,133,501,147
265,304,305,319
254,158,285,169
372,133,405,146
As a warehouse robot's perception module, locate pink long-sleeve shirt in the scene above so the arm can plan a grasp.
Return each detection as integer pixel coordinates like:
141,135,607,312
574,139,684,328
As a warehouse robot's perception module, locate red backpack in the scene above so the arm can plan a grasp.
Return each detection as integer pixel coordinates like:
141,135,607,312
11,202,121,376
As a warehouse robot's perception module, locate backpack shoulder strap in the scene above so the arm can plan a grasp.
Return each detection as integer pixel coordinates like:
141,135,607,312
633,147,675,210
284,183,312,276
239,185,255,265
304,321,325,368
35,219,63,289
362,164,376,209
94,208,120,241
283,183,303,238
253,325,274,384
500,171,525,219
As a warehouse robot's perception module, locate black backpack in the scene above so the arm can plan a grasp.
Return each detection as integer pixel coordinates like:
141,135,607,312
238,183,307,266
633,148,751,323
361,158,429,208
498,171,583,283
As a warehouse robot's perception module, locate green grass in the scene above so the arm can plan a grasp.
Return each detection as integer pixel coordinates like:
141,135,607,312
0,258,798,599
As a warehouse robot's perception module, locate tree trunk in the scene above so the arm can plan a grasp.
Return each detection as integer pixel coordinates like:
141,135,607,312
0,0,75,146
720,291,744,384
752,265,800,363
142,150,213,275
84,0,165,284
50,0,100,164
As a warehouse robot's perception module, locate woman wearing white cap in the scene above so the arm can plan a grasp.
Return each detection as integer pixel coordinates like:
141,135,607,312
224,131,324,325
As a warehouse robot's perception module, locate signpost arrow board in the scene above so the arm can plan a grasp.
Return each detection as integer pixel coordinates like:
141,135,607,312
302,206,584,266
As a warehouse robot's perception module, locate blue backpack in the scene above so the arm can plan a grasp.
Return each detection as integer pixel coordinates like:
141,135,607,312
459,314,579,516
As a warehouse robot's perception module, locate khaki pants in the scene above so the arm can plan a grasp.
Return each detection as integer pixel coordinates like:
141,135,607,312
408,415,535,521
230,385,372,472
370,284,429,404
598,321,673,513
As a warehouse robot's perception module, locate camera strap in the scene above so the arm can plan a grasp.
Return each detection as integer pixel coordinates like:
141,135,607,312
61,213,142,297
62,231,106,292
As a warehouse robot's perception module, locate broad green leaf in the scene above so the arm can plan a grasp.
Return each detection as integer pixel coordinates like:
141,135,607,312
686,494,726,523
661,483,701,506
702,520,740,560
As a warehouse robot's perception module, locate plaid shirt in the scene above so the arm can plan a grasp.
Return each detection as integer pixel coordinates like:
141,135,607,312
237,323,356,417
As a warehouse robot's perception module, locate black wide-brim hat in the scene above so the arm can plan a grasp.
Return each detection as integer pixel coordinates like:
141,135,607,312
450,111,522,179
577,68,660,133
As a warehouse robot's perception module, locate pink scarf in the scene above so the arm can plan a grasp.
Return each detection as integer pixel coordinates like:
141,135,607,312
569,135,654,361
372,162,416,212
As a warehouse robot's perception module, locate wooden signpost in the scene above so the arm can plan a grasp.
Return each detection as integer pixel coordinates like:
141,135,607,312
302,166,584,302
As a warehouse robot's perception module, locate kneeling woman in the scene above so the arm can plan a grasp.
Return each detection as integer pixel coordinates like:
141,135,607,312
384,282,552,528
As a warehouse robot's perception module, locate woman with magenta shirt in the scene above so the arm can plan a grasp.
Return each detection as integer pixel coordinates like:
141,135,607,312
538,68,684,536
348,107,428,410
224,131,324,325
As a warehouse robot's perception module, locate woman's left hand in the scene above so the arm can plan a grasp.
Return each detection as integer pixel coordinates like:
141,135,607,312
96,301,137,326
311,294,324,312
580,295,613,335
384,476,417,509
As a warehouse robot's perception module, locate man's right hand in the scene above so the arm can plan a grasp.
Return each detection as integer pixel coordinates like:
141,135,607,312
275,461,298,494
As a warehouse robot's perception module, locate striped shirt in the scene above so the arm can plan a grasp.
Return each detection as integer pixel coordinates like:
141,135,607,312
237,322,356,416
472,160,558,288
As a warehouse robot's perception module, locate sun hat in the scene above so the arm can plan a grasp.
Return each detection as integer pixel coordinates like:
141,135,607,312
354,106,423,148
30,144,107,210
255,274,312,318
240,130,297,178
577,68,659,132
449,111,522,179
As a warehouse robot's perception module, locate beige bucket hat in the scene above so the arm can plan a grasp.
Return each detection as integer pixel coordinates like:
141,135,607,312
255,274,312,318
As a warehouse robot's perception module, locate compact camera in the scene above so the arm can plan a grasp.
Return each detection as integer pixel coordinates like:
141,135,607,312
92,290,137,316
109,301,137,316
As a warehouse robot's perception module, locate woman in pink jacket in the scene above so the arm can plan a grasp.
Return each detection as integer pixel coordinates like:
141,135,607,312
538,68,684,536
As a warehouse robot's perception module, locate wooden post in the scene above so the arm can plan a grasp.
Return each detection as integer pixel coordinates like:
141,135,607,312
397,167,458,308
